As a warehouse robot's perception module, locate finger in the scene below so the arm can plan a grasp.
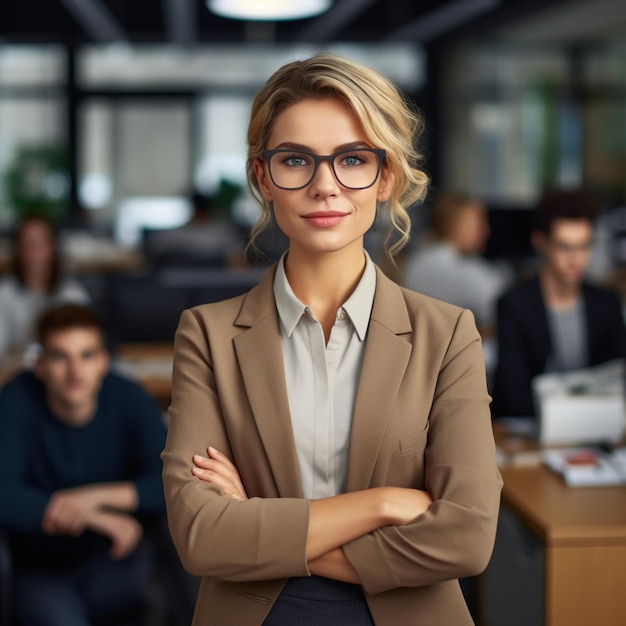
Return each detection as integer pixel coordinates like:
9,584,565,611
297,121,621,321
207,447,239,473
205,452,248,499
191,466,227,486
192,462,241,490
193,455,238,482
41,515,57,535
192,454,213,469
192,467,245,499
109,519,141,560
192,450,248,500
110,539,125,560
42,506,65,534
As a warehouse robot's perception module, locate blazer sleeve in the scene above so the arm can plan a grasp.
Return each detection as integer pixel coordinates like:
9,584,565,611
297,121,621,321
161,308,311,581
343,309,503,595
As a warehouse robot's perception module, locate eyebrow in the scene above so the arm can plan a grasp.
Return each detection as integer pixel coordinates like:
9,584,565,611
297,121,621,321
271,141,372,152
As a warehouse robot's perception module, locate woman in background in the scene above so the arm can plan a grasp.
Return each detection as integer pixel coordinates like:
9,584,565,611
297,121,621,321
0,215,89,363
161,54,502,626
402,190,510,332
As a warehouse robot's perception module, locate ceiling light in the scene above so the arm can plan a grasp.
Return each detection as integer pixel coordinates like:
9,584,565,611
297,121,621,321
207,0,332,21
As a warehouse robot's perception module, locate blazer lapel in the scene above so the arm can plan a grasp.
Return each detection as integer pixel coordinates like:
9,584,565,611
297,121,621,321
346,269,413,492
233,268,304,498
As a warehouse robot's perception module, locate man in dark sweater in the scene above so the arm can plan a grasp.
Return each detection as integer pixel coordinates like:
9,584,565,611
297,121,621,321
493,188,626,417
0,303,167,625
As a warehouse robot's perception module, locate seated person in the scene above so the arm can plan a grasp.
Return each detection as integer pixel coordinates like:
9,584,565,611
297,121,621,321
493,188,626,417
402,191,510,332
0,215,90,365
0,303,167,626
145,188,245,268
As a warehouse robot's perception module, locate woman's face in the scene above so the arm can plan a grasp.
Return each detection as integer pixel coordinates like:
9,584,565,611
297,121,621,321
452,203,490,254
18,219,56,274
253,97,391,259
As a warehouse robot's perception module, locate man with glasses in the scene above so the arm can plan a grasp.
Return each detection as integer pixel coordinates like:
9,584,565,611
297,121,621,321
493,188,626,417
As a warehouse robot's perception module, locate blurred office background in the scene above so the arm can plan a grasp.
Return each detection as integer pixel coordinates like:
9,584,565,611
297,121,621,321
1,3,626,625
0,0,625,336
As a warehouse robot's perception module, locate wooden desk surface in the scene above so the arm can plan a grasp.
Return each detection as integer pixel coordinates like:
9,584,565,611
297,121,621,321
116,342,174,361
500,465,626,546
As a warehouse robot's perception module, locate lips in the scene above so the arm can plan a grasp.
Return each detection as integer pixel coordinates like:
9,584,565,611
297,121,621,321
302,211,349,228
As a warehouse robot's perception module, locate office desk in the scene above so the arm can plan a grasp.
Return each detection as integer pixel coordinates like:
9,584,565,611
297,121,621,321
482,465,626,626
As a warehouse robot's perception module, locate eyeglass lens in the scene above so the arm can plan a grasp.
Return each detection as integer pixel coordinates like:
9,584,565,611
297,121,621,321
267,149,382,190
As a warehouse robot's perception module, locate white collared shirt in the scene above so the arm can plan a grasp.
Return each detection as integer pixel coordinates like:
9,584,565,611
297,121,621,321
273,253,376,499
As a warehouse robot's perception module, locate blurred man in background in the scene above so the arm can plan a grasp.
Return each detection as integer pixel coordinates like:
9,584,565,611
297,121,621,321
0,303,167,626
493,188,626,417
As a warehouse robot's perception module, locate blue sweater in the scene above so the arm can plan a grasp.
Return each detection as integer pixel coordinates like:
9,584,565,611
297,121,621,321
0,370,167,570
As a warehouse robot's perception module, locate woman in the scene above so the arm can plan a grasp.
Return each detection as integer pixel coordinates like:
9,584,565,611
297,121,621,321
161,54,502,626
0,215,90,363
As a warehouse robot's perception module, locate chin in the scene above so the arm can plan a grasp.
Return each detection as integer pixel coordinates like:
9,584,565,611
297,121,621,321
60,391,88,405
562,275,584,286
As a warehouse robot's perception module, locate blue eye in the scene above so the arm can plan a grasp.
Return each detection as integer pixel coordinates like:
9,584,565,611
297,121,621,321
338,152,368,167
282,154,310,167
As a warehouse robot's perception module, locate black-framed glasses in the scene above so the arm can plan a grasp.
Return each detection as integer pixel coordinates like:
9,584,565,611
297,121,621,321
261,148,386,191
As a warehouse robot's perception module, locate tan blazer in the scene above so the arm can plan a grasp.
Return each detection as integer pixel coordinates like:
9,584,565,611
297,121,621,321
161,265,503,626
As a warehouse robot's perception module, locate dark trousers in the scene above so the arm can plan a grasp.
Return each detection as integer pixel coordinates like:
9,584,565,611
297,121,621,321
13,544,152,626
263,575,376,626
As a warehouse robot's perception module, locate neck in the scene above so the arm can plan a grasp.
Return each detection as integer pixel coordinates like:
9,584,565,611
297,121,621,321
540,267,581,310
284,245,367,340
24,269,50,294
48,397,97,427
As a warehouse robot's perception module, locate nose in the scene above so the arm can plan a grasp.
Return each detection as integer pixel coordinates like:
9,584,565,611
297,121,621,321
309,160,340,198
67,358,82,379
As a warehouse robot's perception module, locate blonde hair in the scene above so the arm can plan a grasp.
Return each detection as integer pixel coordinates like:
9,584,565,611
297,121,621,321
246,53,429,260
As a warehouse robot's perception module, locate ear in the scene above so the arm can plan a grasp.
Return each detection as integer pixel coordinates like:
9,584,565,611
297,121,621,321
253,158,274,202
376,168,394,202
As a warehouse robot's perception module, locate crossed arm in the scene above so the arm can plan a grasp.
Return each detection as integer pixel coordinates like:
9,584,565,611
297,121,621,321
42,482,142,560
191,447,433,583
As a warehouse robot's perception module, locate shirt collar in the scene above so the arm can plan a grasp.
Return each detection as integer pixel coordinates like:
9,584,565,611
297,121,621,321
273,251,376,341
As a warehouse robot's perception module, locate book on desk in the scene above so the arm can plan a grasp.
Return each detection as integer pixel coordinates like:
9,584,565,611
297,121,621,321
543,446,626,486
495,424,626,486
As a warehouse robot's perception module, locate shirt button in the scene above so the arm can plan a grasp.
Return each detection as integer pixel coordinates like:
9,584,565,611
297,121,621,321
338,309,347,321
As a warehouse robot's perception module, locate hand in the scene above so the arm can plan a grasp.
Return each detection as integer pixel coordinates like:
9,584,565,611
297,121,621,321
42,483,138,537
192,447,248,500
88,511,143,560
42,488,97,536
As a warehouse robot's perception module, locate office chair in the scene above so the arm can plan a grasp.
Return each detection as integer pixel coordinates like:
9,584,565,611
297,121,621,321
0,528,11,626
0,521,196,626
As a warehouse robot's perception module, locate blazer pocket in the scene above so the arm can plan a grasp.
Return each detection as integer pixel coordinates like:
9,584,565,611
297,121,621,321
399,422,429,456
